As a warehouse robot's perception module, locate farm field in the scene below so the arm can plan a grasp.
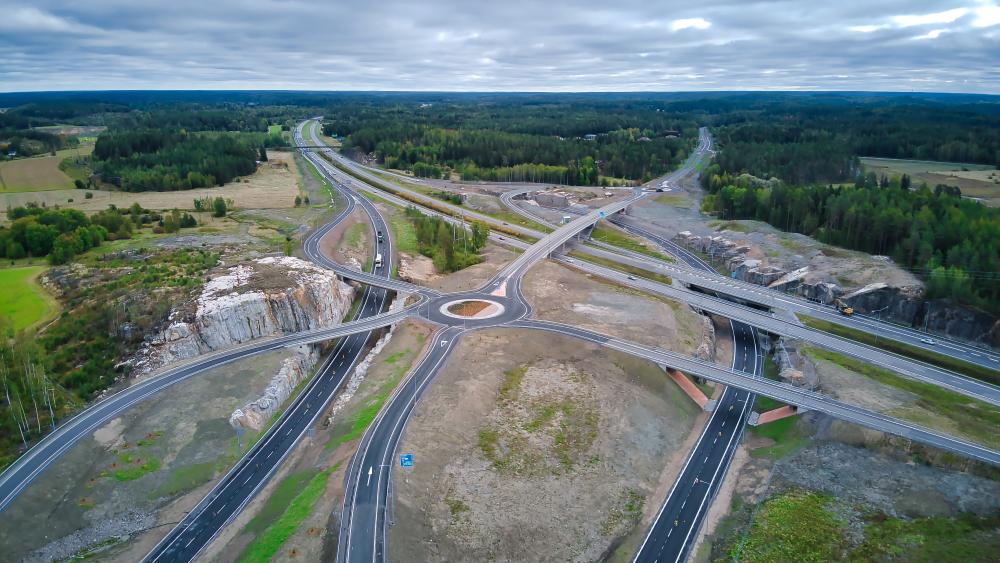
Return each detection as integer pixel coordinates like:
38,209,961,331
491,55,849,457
0,145,94,193
0,266,58,332
1,150,300,222
861,157,1000,206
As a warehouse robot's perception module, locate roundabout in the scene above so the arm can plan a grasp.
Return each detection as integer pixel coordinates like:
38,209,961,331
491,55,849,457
439,298,506,320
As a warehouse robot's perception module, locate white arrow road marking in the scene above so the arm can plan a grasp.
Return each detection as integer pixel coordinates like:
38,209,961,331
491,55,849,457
366,466,373,487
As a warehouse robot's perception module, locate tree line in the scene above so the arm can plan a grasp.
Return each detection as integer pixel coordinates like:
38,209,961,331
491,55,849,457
322,99,697,184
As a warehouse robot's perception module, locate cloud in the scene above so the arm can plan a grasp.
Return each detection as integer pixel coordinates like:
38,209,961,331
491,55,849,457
913,28,948,39
892,8,969,27
973,5,1000,27
0,6,87,33
670,17,712,31
0,1,996,94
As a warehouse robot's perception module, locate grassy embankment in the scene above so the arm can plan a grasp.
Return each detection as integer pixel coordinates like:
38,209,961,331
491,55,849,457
803,345,1000,450
591,223,675,262
325,339,425,450
796,314,999,386
237,463,339,563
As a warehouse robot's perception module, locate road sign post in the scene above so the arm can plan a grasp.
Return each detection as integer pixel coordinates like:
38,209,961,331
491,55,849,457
400,453,413,467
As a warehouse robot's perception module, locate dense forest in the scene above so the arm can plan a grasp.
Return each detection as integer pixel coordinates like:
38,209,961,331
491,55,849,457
693,95,1000,312
92,130,262,191
324,100,698,184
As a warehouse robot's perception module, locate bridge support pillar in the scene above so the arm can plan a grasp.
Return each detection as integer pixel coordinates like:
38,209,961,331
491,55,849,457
749,405,806,426
662,367,712,410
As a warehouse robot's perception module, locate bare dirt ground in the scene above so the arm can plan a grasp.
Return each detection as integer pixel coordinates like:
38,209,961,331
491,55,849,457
522,259,706,353
202,319,435,562
389,328,703,562
1,150,300,220
0,349,295,562
427,242,518,293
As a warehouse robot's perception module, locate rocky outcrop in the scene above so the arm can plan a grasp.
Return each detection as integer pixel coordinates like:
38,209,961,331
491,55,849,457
229,346,319,431
676,231,998,348
774,338,818,390
136,256,355,373
694,315,716,362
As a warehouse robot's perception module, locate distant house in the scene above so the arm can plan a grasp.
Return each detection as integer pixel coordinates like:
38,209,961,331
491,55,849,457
6,150,16,158
583,134,597,141
638,136,652,142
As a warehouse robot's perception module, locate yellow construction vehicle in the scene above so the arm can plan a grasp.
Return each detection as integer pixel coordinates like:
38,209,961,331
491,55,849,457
835,299,854,316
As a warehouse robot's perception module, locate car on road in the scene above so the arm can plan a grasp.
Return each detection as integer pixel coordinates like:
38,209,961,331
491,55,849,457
627,275,636,280
920,337,936,345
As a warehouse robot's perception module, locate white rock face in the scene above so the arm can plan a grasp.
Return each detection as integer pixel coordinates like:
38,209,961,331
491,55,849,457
230,346,319,431
137,256,354,373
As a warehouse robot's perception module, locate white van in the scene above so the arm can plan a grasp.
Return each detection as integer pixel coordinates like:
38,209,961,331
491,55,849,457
374,253,383,268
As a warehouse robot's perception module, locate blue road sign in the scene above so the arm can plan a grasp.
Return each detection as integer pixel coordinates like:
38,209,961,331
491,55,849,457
400,453,413,467
599,211,606,217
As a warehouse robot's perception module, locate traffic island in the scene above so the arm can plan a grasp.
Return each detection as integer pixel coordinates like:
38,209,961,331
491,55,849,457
438,298,506,320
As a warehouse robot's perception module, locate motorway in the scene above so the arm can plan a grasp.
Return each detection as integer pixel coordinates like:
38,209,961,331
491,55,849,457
2,120,998,563
144,122,402,561
502,169,765,563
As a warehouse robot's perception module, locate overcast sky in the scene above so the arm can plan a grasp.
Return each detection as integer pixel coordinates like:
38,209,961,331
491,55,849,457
1,1,998,93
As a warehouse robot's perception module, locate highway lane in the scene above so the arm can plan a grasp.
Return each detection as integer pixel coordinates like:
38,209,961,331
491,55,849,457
559,253,1000,406
146,280,389,561
634,324,761,563
510,319,1000,466
618,214,762,563
337,325,467,562
144,121,404,561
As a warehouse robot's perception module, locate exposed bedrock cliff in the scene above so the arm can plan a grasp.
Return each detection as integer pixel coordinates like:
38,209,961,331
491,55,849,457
136,256,355,373
676,232,997,348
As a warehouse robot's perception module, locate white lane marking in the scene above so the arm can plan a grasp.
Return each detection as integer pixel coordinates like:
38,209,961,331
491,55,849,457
366,466,373,487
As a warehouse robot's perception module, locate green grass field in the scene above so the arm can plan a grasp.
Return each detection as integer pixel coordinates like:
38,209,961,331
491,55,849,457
0,266,59,332
267,124,282,135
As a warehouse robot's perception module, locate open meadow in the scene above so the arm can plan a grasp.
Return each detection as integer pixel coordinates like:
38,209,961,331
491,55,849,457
1,150,300,222
0,145,94,193
861,157,1000,205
